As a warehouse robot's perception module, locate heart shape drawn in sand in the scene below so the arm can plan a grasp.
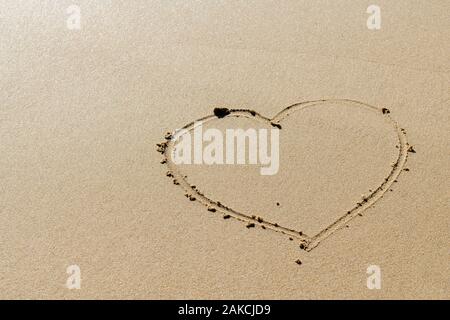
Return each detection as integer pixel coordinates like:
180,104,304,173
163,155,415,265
157,99,411,251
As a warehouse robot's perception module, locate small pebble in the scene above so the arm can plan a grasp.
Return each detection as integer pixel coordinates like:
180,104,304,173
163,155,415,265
213,107,230,118
407,146,416,153
164,132,172,140
271,122,282,129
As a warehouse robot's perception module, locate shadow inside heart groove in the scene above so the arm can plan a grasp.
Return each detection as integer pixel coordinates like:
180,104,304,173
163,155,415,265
158,99,410,251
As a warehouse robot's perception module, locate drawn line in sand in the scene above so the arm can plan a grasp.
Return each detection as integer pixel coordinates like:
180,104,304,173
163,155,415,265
157,99,413,251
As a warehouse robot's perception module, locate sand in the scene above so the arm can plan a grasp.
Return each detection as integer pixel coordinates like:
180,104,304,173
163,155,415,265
0,1,448,299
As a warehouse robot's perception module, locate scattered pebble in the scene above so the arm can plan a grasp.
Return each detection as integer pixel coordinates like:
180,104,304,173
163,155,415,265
271,122,282,129
156,142,168,154
295,259,302,265
207,208,216,212
223,214,231,219
213,107,231,118
407,146,416,153
381,108,390,114
164,132,172,140
246,223,255,228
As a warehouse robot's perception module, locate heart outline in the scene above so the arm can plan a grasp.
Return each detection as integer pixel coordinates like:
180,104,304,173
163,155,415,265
159,99,409,251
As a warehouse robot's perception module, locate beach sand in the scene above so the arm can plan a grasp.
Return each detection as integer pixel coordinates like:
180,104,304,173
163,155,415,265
0,1,448,299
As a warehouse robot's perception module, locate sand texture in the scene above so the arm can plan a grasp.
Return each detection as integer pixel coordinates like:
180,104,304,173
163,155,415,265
0,1,449,299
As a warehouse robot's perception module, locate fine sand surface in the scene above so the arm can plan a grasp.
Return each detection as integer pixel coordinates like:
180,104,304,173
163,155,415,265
0,1,449,299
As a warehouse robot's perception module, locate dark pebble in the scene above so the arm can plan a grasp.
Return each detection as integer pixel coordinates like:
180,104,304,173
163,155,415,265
213,107,230,118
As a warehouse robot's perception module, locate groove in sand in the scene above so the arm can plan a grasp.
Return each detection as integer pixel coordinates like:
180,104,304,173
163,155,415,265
157,99,411,251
